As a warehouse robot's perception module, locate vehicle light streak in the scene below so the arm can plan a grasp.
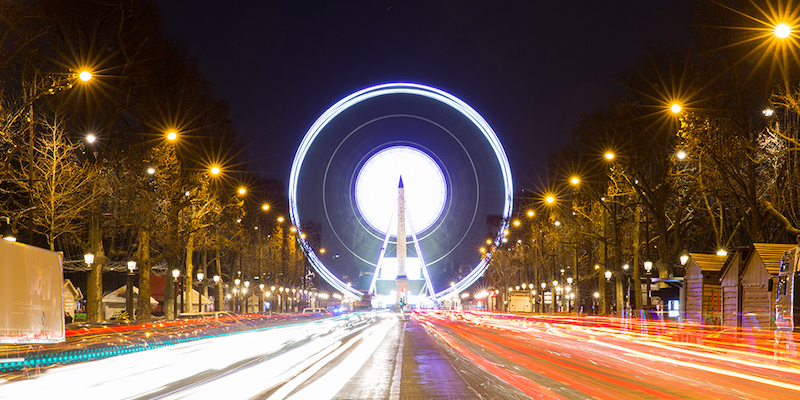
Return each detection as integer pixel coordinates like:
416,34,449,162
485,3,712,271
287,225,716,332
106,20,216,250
277,316,394,400
0,313,382,399
413,310,800,399
590,339,800,393
418,319,567,400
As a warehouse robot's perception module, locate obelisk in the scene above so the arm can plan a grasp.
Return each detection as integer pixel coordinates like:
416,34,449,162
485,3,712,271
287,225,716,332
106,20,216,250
395,176,408,307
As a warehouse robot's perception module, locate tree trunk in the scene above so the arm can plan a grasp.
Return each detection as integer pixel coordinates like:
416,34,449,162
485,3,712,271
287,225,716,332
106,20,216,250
184,231,195,312
598,210,607,315
201,251,208,300
614,204,624,315
136,228,152,321
632,204,642,310
87,209,105,322
164,252,176,319
216,248,223,312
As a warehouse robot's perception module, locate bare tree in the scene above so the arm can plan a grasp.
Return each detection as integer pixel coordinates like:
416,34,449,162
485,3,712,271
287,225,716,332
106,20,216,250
12,119,99,250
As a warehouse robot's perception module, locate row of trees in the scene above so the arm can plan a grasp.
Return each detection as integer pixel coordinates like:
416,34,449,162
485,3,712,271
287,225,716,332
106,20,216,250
485,1,800,314
0,0,310,322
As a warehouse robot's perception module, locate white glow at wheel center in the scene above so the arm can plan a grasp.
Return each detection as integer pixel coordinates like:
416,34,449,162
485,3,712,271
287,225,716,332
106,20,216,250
355,146,446,236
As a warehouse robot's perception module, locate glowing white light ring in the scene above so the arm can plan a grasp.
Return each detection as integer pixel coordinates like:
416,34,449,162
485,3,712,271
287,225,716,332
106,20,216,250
354,146,447,236
290,83,513,299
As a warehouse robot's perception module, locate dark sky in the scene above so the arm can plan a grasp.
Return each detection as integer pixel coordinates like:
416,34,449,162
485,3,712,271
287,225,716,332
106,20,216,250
156,1,693,191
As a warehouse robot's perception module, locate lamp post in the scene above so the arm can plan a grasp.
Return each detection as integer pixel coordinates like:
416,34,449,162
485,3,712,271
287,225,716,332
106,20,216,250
552,280,559,313
234,278,241,313
126,261,136,320
540,282,547,313
644,261,653,307
213,275,220,311
244,281,250,313
1,217,16,241
196,271,204,313
172,269,180,319
566,276,573,313
84,254,94,319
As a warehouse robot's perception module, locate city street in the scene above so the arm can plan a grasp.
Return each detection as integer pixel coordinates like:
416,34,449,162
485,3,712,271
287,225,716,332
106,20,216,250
2,311,799,399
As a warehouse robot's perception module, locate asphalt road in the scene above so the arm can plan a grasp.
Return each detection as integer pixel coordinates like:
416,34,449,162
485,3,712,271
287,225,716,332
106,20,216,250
2,311,800,399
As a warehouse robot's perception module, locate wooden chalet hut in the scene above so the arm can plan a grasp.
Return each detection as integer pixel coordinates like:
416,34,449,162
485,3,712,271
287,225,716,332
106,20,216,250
62,279,83,316
740,243,797,331
720,249,748,328
684,253,726,326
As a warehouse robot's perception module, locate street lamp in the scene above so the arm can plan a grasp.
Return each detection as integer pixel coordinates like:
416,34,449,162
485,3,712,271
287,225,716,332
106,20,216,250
167,131,177,141
540,282,547,313
126,261,136,320
259,283,265,313
172,269,180,319
644,261,653,307
244,281,251,313
196,271,204,313
775,23,791,39
1,217,15,242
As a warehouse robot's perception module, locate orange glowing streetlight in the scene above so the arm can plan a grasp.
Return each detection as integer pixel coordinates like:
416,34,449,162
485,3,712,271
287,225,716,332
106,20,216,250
775,23,791,39
78,70,92,82
237,187,246,195
210,166,220,175
262,204,270,211
570,176,580,185
670,103,682,114
604,152,615,160
167,131,177,141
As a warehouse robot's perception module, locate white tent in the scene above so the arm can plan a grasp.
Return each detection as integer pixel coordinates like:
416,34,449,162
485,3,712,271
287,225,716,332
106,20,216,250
182,289,214,313
101,285,158,320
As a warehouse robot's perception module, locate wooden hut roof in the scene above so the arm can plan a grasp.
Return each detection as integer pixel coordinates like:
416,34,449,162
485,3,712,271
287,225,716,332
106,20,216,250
751,243,796,274
688,253,728,272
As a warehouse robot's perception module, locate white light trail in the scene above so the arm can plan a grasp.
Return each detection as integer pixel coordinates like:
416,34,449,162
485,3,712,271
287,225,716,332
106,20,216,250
0,317,386,400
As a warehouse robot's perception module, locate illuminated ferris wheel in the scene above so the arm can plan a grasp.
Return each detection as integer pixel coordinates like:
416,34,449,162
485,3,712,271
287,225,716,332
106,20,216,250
289,83,512,300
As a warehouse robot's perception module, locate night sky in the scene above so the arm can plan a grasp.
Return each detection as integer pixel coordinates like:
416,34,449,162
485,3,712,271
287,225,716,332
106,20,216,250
156,1,693,191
